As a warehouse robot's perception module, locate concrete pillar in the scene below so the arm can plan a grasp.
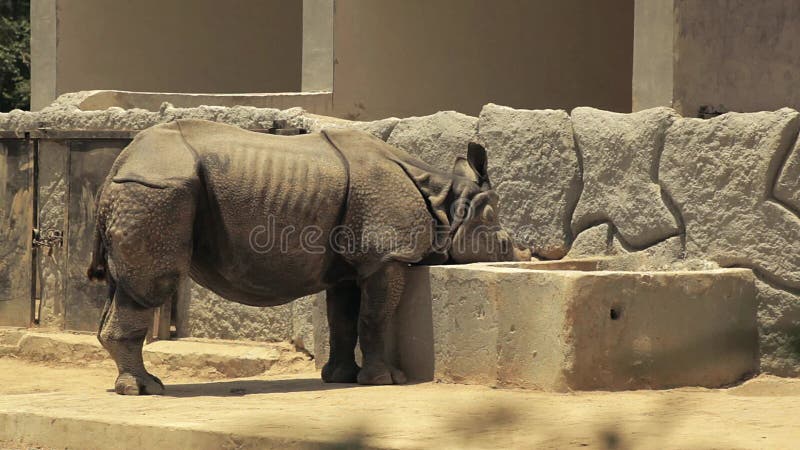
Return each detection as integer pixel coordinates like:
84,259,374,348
632,0,674,112
30,0,58,111
301,0,334,92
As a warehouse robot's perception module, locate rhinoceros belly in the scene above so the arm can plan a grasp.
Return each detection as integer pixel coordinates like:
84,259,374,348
180,122,350,306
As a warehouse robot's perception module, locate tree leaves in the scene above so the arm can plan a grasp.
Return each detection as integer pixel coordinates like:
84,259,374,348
0,0,30,111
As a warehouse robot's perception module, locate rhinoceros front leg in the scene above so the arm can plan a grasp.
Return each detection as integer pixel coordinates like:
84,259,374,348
357,262,407,385
321,281,361,383
98,286,164,395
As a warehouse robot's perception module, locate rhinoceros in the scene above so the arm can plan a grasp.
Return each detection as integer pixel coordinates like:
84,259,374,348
88,119,531,395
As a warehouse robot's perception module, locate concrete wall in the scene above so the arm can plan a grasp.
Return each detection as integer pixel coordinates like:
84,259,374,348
331,0,635,120
673,0,800,116
31,0,302,110
634,0,800,116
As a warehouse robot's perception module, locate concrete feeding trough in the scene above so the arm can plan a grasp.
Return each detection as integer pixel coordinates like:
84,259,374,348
391,258,759,392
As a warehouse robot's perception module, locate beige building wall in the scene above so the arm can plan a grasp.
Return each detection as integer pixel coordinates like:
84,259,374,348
634,0,800,116
331,0,635,120
673,0,800,116
32,0,302,110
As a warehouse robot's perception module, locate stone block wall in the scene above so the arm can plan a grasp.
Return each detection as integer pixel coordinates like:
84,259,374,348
301,103,800,376
3,94,800,375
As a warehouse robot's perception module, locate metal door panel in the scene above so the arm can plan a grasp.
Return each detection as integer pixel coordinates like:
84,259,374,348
0,140,32,326
64,140,128,332
34,140,70,327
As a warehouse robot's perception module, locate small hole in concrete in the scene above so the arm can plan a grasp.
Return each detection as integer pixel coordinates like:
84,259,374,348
610,308,622,320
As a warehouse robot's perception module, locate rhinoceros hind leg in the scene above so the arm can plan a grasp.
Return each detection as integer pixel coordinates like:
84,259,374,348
98,285,165,395
321,281,361,383
356,262,407,385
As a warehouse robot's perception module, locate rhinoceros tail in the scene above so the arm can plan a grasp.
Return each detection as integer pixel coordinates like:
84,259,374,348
87,223,108,282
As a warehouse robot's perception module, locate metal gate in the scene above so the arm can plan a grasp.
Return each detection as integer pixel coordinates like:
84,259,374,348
63,139,129,331
26,131,134,333
0,136,33,327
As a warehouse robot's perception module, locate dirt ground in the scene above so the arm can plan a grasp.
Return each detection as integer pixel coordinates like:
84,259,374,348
1,357,799,449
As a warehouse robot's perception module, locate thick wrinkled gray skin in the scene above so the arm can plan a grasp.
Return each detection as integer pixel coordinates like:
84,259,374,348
88,119,530,395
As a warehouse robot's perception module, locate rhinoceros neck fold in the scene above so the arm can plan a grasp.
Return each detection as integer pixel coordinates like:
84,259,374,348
320,130,352,230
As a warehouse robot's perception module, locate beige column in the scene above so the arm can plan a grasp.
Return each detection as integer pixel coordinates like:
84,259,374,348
30,0,58,111
632,0,674,112
301,0,334,92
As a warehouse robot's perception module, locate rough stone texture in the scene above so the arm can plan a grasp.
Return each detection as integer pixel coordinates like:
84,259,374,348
35,141,69,328
660,109,800,377
477,104,580,259
13,331,108,363
312,293,329,367
1,94,389,140
0,103,303,132
566,225,691,272
184,281,293,344
0,328,26,356
565,224,616,259
0,329,311,378
143,339,302,378
71,90,333,114
315,262,759,390
661,109,800,287
571,107,680,248
599,236,681,269
183,282,322,355
774,131,800,211
290,295,317,355
292,113,399,141
386,110,478,171
756,280,800,376
430,264,758,391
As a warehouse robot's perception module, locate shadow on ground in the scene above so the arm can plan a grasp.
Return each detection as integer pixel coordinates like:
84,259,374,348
152,378,371,397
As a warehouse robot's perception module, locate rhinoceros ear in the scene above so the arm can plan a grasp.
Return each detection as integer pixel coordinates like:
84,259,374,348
454,143,490,187
467,142,489,180
453,157,479,184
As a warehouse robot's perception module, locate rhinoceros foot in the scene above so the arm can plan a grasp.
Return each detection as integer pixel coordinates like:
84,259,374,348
321,360,360,383
357,362,407,385
115,372,165,395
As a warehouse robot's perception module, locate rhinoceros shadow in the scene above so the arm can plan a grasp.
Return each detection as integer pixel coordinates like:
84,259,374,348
147,378,363,398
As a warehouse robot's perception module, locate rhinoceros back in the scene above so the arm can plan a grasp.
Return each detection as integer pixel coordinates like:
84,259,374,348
176,119,350,305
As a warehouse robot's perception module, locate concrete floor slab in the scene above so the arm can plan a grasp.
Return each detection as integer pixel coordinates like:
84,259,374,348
1,359,799,449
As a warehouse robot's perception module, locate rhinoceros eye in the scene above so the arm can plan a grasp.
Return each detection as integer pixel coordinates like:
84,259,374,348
481,205,496,223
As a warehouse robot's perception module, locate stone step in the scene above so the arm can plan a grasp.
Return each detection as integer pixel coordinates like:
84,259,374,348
0,329,311,378
0,327,25,347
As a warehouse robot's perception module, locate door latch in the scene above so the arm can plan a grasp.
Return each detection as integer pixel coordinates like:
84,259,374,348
32,228,64,256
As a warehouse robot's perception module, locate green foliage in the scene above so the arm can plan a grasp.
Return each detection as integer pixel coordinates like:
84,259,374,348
0,0,29,111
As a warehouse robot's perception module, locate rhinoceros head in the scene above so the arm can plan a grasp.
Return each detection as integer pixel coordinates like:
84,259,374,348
446,143,532,263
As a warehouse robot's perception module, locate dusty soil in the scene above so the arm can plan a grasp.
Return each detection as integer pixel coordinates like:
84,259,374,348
1,357,799,449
